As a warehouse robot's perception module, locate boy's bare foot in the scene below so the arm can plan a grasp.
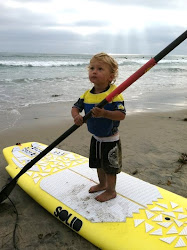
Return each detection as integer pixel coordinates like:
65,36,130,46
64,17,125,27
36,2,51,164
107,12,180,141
95,190,117,202
89,184,107,193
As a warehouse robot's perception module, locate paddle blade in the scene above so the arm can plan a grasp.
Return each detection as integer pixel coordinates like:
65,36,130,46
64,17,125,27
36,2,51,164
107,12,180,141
0,179,17,204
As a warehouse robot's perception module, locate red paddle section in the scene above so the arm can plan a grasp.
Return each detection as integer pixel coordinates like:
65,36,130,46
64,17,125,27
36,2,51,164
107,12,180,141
106,58,157,102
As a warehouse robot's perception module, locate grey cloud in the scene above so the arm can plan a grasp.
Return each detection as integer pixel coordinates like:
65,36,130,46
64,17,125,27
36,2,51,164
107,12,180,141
81,26,187,55
75,20,110,27
1,25,185,54
0,5,54,29
89,0,185,9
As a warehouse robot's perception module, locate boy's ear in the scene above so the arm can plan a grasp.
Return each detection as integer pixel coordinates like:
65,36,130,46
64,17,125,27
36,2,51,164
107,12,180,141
109,73,115,83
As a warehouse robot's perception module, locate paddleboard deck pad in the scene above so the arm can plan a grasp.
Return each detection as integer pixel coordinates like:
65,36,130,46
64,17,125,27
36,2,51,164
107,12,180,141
3,142,187,249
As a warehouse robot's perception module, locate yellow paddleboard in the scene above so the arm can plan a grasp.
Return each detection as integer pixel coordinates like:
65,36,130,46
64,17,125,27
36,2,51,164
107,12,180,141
3,142,187,249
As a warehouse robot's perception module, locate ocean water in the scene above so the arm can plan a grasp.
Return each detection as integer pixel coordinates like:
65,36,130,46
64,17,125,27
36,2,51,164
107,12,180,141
0,52,187,131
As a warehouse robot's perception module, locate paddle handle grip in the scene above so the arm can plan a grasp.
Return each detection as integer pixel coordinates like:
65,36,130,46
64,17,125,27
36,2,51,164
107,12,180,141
106,58,156,103
106,30,187,103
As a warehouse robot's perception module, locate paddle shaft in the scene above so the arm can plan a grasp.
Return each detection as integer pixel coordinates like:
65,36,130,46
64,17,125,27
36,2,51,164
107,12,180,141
0,30,186,203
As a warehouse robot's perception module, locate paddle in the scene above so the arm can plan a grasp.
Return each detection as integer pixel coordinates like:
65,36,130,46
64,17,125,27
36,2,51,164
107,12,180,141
0,30,186,204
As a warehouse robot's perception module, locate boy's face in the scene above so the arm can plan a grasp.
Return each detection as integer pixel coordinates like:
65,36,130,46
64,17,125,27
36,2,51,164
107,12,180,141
89,60,114,87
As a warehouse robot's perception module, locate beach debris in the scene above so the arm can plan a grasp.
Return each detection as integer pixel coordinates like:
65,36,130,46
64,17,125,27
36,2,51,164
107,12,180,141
38,234,43,239
132,170,138,175
178,153,187,164
174,153,187,173
183,118,187,121
166,177,172,186
167,180,172,186
51,94,62,97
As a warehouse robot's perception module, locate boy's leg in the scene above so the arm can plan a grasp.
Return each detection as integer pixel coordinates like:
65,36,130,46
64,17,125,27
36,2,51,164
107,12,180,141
89,168,107,193
95,174,117,202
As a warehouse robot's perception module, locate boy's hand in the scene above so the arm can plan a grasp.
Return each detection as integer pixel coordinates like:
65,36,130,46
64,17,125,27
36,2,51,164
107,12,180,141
91,107,105,118
74,114,83,126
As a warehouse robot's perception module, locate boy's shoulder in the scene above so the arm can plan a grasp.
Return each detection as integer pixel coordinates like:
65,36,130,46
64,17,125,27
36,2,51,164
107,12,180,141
110,85,124,102
80,89,91,99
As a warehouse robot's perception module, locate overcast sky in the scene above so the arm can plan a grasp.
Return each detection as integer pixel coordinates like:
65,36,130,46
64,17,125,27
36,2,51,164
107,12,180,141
0,0,186,55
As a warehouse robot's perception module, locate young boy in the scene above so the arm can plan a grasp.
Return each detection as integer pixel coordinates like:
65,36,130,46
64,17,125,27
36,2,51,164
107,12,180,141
71,52,126,202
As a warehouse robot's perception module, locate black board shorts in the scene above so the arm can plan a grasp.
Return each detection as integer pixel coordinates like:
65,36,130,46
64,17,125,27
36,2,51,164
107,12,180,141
89,136,122,175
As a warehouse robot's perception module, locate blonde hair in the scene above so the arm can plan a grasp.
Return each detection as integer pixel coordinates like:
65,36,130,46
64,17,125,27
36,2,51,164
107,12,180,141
89,52,118,84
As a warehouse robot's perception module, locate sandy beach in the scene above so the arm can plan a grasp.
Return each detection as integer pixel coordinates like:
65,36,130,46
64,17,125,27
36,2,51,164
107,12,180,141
0,102,186,250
